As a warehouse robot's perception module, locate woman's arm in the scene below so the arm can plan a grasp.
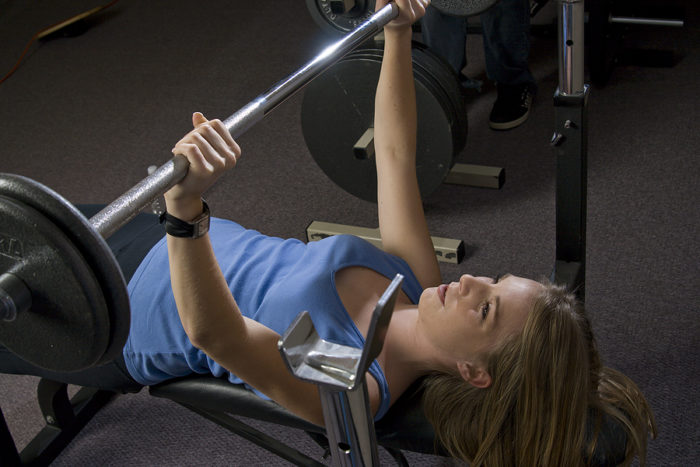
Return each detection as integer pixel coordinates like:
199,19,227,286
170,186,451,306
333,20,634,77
374,0,442,289
163,0,431,424
163,113,333,425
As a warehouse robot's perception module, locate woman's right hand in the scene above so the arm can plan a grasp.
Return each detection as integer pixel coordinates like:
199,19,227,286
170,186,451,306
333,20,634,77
376,0,430,31
164,112,241,220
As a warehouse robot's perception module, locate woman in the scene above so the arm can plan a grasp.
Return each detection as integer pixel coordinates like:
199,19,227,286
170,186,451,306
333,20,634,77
0,0,655,464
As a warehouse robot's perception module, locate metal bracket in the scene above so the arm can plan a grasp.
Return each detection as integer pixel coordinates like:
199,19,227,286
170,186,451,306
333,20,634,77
306,221,465,264
444,163,505,189
278,274,403,467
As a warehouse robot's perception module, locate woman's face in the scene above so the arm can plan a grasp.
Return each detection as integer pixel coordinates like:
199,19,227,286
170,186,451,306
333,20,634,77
418,274,543,363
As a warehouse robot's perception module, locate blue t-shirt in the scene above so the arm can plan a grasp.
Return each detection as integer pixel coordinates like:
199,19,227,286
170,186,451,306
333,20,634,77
124,218,423,420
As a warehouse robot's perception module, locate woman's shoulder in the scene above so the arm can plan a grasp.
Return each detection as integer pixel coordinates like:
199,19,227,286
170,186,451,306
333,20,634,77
319,234,424,302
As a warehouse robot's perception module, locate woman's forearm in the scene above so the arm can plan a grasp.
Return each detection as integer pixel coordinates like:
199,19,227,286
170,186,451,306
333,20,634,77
162,113,246,351
374,28,416,160
373,25,442,287
166,230,245,350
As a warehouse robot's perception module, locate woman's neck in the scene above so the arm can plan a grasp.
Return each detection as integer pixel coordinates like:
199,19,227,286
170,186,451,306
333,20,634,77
380,303,454,394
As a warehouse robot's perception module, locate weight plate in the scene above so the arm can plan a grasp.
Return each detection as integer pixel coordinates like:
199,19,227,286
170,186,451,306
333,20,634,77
302,49,455,203
346,42,467,157
0,195,109,371
432,0,501,18
0,174,130,369
411,41,467,155
305,0,377,36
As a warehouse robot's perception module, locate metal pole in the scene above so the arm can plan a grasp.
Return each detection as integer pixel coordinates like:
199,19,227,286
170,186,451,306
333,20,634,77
557,0,585,95
90,3,399,239
609,16,683,27
552,0,588,298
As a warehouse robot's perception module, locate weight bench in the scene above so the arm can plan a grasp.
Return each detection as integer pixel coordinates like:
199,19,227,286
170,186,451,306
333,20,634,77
149,375,437,466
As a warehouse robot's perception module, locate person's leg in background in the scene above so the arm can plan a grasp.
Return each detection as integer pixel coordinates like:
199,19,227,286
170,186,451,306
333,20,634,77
420,7,485,90
421,1,536,130
480,0,537,130
421,7,467,74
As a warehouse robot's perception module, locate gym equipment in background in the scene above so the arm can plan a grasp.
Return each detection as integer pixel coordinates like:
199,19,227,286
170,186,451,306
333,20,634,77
587,0,684,86
301,41,468,203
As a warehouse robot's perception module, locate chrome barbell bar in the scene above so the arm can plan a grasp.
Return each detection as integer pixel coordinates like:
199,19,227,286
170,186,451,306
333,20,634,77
90,3,399,239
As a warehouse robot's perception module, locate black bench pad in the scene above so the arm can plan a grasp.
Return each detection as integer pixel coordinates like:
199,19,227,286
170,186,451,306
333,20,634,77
149,375,443,456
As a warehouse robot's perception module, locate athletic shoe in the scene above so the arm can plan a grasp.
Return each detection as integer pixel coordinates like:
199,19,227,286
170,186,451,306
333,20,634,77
488,83,534,130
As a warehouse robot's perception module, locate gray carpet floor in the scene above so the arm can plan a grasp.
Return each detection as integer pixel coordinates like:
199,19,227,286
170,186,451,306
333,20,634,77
0,0,698,465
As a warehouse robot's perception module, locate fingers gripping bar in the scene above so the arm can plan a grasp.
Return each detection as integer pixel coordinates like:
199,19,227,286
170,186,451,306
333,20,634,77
90,3,399,239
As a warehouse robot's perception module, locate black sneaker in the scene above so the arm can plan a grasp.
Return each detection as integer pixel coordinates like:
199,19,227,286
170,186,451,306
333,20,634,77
488,84,533,130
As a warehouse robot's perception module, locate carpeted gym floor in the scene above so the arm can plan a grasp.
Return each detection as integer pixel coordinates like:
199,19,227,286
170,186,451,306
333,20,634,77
0,0,698,465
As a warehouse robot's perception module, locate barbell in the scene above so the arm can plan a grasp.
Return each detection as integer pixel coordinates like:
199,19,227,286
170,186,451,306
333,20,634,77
306,0,501,36
0,3,409,373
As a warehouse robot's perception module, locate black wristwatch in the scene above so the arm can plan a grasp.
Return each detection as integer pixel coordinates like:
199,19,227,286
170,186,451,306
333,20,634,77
159,200,210,239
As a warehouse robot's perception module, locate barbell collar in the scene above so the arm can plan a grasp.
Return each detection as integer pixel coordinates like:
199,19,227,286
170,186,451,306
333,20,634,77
90,3,398,240
0,273,31,322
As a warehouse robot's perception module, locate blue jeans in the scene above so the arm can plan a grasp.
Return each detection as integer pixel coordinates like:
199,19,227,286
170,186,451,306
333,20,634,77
421,0,535,89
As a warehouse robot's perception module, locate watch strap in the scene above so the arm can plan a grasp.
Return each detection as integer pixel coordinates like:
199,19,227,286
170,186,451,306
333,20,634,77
159,200,210,238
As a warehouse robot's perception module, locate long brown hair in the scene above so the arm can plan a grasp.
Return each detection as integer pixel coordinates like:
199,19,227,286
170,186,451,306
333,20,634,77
422,281,656,466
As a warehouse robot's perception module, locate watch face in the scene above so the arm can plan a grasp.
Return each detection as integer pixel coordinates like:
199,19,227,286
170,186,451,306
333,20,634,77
193,213,210,238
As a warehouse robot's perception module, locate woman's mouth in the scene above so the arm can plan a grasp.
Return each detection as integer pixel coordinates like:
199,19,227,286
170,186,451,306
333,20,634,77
437,284,448,305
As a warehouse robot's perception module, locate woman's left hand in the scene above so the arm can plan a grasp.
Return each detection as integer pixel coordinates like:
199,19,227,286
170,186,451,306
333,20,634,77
165,112,241,219
376,0,430,31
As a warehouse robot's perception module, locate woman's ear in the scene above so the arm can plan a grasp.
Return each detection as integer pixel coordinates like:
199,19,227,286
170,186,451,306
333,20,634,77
457,361,492,388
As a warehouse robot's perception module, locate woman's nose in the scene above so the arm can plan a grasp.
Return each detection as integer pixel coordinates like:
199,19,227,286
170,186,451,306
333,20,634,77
459,274,491,295
459,274,475,295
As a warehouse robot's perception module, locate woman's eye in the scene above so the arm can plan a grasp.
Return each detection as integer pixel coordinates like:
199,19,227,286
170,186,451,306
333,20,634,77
481,303,490,320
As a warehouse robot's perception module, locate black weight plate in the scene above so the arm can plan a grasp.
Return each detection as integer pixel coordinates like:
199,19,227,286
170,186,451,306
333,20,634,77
408,56,461,151
0,195,109,371
0,174,130,367
305,0,377,36
348,42,465,159
411,42,468,154
432,0,500,18
349,42,467,156
302,54,454,203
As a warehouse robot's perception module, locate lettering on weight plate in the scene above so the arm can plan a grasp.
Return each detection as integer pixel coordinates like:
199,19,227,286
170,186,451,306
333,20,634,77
0,232,23,259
